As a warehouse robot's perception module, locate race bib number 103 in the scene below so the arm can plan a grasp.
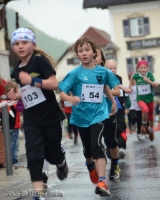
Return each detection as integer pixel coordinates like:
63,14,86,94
20,85,46,109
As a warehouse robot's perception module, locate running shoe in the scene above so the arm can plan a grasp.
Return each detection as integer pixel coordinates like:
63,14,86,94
56,161,68,180
89,168,99,184
13,163,24,169
148,127,154,141
95,180,110,196
109,165,121,179
137,134,144,140
119,148,125,159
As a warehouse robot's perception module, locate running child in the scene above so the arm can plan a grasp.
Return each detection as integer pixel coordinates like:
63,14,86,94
7,27,68,200
125,72,144,140
59,36,118,196
105,59,130,159
95,48,121,179
129,60,158,141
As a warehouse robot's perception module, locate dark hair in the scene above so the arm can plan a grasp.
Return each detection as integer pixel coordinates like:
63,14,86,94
96,47,105,66
73,36,97,59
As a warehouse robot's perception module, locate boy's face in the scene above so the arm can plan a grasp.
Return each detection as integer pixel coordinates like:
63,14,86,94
138,65,148,76
77,42,95,65
106,61,117,74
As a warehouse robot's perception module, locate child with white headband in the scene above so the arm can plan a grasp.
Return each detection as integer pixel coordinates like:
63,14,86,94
7,27,68,200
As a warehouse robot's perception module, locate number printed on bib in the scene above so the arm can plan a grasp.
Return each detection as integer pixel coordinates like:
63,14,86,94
81,84,104,103
138,84,151,95
20,85,46,109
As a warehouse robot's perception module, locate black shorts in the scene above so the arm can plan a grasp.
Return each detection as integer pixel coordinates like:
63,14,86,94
78,121,106,160
104,115,117,149
24,121,65,181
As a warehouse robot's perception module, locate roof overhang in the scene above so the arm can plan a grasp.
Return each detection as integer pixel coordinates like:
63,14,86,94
83,0,160,9
104,42,119,51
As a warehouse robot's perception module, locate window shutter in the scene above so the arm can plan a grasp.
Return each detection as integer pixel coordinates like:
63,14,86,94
143,17,150,35
126,58,134,74
123,19,130,37
147,56,154,72
67,58,73,65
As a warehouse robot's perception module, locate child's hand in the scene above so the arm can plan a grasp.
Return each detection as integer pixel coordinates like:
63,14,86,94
125,109,129,114
143,76,150,82
109,101,117,116
69,96,80,105
7,88,19,100
19,72,32,85
124,88,132,94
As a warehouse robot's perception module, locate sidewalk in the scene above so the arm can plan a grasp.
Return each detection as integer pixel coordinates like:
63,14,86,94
0,129,72,200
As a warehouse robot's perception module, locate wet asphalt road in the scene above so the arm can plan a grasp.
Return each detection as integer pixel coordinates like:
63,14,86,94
47,132,160,200
2,131,160,200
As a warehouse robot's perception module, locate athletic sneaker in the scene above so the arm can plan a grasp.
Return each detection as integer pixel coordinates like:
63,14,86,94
95,180,110,196
148,127,154,141
13,163,24,169
109,165,121,179
119,148,125,159
88,168,99,184
56,161,68,180
137,134,144,140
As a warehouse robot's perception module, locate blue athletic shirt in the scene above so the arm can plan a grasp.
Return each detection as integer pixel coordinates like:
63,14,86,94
59,65,119,127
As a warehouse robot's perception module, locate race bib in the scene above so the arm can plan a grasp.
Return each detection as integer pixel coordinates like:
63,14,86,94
138,84,151,95
20,85,46,109
64,101,72,107
81,84,104,103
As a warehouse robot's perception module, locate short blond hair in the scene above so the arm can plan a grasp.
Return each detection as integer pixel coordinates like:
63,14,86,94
105,59,118,68
4,81,18,94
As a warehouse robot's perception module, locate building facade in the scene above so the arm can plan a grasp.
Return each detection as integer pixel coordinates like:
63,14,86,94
0,4,10,81
83,0,160,87
56,26,118,82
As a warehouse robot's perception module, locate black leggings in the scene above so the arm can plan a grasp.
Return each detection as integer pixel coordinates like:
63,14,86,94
78,121,106,160
24,122,65,182
103,115,117,149
65,113,78,137
128,110,142,134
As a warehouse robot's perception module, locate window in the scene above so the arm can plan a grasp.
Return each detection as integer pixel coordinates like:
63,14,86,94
67,57,80,65
123,17,150,37
130,18,144,37
105,53,117,61
126,56,154,74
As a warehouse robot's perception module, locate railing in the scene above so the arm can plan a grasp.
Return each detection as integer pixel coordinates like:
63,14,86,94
0,95,17,176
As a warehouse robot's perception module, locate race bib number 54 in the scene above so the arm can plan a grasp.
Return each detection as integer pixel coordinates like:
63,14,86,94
81,84,104,103
20,85,46,109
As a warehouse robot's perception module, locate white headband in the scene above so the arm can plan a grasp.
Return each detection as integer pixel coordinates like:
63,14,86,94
11,27,36,46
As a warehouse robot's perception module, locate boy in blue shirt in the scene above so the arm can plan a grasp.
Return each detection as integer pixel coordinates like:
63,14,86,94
59,36,119,196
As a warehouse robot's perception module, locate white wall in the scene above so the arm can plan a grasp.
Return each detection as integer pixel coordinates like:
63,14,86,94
56,50,79,82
